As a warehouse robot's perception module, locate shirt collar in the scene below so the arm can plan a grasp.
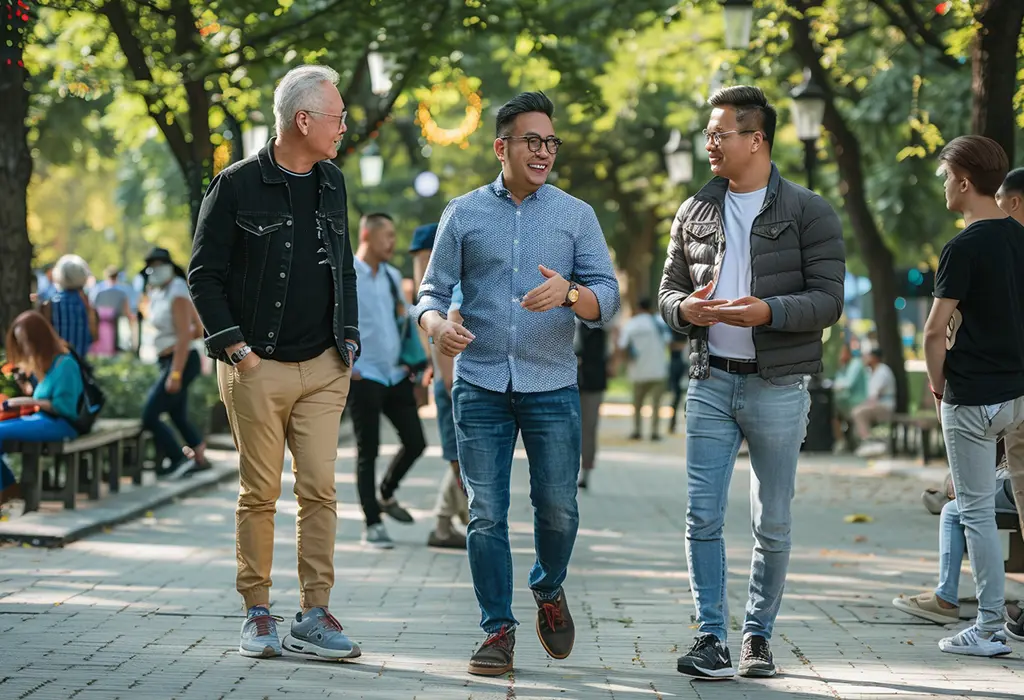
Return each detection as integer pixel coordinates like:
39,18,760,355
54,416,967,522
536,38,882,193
490,172,546,202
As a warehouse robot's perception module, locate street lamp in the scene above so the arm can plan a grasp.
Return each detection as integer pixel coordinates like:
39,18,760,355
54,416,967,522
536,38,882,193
721,0,755,50
360,142,384,187
242,124,269,158
367,49,394,96
790,68,827,191
663,129,694,186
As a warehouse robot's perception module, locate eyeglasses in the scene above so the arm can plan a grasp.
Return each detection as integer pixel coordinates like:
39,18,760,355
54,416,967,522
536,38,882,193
702,129,758,147
500,135,563,155
304,109,348,128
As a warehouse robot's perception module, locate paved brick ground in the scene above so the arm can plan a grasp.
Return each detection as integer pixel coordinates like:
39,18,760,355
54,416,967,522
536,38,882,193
2,414,1023,699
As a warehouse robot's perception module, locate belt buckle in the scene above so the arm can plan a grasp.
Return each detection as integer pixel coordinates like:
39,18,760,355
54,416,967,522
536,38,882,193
726,358,737,374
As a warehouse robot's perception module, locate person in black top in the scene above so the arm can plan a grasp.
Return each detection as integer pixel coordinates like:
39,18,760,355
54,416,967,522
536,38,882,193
189,65,360,661
574,319,609,489
923,135,1024,657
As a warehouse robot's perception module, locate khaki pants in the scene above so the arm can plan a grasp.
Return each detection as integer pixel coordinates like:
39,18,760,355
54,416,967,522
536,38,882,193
1006,420,1024,535
218,349,350,611
852,399,893,440
632,379,664,437
435,462,469,524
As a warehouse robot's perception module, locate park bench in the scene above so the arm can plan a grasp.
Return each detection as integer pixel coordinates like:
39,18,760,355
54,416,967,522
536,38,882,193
888,383,944,464
1,418,151,512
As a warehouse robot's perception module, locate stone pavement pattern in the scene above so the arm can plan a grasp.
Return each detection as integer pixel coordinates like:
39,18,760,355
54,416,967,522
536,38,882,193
1,415,1023,699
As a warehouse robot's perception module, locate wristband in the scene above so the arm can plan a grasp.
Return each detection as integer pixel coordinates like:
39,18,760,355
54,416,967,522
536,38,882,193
929,384,943,401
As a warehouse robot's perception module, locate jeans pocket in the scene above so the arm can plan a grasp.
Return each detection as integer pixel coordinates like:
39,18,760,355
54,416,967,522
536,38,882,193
766,374,806,389
983,402,1008,424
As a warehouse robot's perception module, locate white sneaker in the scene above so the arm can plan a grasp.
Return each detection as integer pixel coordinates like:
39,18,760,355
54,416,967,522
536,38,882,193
363,523,394,549
938,625,1012,656
855,441,887,458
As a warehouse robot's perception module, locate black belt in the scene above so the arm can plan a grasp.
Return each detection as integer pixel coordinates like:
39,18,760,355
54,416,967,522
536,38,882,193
709,356,759,375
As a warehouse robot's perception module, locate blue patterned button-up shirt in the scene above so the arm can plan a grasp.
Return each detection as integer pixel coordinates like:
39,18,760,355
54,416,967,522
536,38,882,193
412,173,620,394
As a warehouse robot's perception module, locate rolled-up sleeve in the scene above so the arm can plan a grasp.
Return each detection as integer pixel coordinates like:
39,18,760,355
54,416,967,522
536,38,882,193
411,199,463,325
574,204,620,328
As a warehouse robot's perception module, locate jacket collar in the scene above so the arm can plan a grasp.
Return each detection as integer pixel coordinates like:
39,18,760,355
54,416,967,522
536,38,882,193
694,162,781,211
257,138,337,190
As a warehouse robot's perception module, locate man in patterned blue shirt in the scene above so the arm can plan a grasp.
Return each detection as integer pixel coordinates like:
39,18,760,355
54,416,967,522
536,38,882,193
412,92,619,676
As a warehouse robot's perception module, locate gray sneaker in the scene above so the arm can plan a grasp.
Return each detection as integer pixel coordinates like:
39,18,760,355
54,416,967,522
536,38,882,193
238,606,283,658
282,607,361,660
363,523,394,549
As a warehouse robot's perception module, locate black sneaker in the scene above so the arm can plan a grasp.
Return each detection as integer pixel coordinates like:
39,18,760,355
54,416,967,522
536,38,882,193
378,496,414,523
468,626,515,676
677,633,735,679
1005,611,1024,642
738,634,777,677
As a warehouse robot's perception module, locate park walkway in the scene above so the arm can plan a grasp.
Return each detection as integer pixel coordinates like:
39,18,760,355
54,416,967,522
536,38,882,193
1,414,1023,699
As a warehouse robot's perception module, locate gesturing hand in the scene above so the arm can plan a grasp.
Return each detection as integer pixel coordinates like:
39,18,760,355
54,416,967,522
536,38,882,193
679,282,730,327
435,320,476,358
713,296,772,328
522,265,570,312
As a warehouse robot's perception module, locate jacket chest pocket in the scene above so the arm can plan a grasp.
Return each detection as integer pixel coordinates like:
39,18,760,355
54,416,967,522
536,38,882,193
751,220,794,241
237,213,289,237
685,222,719,242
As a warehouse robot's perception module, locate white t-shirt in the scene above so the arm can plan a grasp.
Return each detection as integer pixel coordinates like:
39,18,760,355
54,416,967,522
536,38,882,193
708,186,766,361
868,362,897,410
148,277,191,356
618,313,668,382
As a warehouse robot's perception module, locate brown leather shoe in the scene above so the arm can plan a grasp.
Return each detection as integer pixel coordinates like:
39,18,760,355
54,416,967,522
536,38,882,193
468,626,515,676
534,589,575,659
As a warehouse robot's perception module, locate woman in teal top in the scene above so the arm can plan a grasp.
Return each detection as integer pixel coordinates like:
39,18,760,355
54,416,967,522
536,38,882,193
0,311,83,503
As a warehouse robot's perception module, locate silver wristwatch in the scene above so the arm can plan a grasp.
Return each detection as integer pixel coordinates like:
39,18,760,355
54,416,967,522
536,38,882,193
228,345,252,365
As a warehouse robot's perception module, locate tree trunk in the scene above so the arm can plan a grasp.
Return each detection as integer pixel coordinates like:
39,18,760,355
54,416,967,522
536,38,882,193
971,0,1024,161
790,13,909,412
0,12,33,346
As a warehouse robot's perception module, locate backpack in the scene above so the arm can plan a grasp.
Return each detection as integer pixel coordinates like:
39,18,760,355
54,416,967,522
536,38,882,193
65,347,106,435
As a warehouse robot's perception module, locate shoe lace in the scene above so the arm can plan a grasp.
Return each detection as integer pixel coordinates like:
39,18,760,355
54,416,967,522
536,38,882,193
484,626,514,652
743,636,771,662
249,614,282,637
541,602,564,631
690,634,718,655
320,610,345,632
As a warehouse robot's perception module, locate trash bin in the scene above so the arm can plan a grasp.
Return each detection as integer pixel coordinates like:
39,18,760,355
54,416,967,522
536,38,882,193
802,376,834,453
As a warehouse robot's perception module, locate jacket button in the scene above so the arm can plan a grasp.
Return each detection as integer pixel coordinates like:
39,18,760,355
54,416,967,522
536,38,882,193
286,219,293,226
266,346,273,353
268,332,274,338
258,225,264,232
275,302,282,308
770,227,778,234
285,242,291,248
279,272,286,278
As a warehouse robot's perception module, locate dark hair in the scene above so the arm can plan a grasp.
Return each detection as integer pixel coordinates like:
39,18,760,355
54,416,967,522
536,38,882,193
637,298,653,313
938,135,1009,197
361,212,394,231
5,310,67,377
1001,167,1024,195
870,348,884,361
496,92,555,137
708,85,777,149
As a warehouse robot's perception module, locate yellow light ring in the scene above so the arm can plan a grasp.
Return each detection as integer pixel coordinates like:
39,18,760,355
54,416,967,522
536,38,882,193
416,78,483,147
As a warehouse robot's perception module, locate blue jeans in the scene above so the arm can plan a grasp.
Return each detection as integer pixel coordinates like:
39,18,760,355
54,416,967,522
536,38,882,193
452,379,581,633
941,397,1024,632
684,367,810,643
433,376,459,463
935,478,1017,606
143,350,203,468
0,413,79,479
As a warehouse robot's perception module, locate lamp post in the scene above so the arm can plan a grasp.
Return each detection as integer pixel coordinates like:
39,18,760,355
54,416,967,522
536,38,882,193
789,68,827,192
360,142,384,187
663,129,694,186
721,0,754,50
367,49,393,96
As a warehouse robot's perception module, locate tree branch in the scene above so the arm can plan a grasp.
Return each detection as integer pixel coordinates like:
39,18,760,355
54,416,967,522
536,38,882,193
867,0,962,70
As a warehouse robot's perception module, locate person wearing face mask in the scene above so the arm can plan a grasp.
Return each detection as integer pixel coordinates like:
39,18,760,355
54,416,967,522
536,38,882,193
659,85,844,680
141,247,210,480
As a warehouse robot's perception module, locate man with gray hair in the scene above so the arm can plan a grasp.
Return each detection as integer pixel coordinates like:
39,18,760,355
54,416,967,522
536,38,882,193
189,64,361,660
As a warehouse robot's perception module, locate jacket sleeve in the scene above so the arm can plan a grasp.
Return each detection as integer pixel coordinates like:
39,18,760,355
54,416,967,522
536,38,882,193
338,175,360,353
658,199,696,336
188,172,245,357
763,194,846,332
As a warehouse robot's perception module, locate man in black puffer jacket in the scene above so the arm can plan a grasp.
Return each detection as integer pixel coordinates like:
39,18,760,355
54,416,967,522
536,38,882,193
659,86,844,681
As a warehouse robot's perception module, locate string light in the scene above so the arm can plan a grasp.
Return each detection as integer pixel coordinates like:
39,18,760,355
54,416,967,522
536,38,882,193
416,77,482,149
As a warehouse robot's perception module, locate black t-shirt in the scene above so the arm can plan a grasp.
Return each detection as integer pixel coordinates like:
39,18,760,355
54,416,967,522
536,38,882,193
274,167,335,362
575,321,608,392
933,216,1024,405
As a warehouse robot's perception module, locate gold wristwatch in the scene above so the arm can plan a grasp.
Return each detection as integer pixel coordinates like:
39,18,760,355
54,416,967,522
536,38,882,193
562,282,580,307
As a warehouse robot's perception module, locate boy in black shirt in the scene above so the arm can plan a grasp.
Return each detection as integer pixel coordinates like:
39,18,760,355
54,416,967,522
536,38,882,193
923,135,1024,657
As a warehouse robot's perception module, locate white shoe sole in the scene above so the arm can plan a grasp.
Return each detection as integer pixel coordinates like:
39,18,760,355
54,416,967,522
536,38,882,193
282,634,361,660
738,663,777,677
362,540,394,549
678,660,736,679
1004,623,1024,642
938,638,1011,656
238,644,281,658
892,597,959,625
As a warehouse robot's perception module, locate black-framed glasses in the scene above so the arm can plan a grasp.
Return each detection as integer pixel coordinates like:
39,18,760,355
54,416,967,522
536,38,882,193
304,109,348,128
702,128,757,146
500,135,562,155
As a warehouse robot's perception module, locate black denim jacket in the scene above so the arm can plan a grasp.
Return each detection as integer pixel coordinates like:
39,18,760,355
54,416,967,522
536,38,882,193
187,140,360,364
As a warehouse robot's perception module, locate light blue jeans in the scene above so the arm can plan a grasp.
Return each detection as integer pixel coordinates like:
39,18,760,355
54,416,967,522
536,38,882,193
941,397,1024,633
684,367,810,643
935,477,1017,607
